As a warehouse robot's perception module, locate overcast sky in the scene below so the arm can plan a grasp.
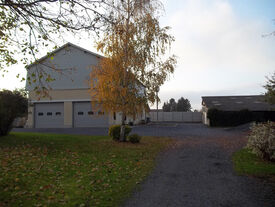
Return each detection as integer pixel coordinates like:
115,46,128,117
0,0,274,110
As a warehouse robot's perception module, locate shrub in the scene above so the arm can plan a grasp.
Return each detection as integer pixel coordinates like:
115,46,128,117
128,133,141,143
0,90,28,136
247,122,275,161
108,125,132,141
206,108,275,127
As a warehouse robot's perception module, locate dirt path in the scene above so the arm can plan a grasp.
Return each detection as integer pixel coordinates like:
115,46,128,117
123,134,275,207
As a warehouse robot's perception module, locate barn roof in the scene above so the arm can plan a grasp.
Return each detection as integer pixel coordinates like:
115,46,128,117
201,95,275,111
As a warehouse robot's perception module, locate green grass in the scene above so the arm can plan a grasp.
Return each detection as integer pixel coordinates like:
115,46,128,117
232,148,275,177
0,132,173,207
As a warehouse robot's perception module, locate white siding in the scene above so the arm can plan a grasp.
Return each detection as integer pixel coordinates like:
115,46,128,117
26,45,100,91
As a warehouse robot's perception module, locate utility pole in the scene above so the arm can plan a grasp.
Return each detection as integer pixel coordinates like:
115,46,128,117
156,86,159,121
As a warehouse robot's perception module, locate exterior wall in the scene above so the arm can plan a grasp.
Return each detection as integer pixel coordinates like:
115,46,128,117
64,101,73,128
25,105,34,128
26,44,101,91
201,106,210,125
202,111,210,126
29,89,91,102
149,111,202,123
109,110,147,126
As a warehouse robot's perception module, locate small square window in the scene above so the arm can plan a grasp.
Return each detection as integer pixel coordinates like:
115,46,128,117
56,112,61,116
47,112,52,116
88,111,94,115
98,111,104,115
78,112,84,115
38,112,43,116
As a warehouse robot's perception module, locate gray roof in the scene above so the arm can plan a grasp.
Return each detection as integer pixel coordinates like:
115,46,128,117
202,95,275,111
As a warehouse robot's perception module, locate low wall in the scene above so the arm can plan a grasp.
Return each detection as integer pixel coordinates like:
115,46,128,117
149,112,202,123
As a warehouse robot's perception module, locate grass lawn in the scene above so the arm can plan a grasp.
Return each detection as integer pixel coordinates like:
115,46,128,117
232,148,275,177
0,132,173,207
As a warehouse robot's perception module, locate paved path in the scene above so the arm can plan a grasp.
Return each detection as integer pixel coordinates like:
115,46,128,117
13,122,244,138
123,133,275,207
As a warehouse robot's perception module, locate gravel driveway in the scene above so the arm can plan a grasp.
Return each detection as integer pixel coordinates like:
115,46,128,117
123,130,275,207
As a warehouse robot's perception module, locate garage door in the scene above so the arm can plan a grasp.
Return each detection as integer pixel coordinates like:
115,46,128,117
35,103,64,128
73,102,109,127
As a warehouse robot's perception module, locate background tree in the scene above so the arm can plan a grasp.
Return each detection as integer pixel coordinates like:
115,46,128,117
90,0,177,141
177,97,191,112
169,98,177,111
0,89,28,136
264,72,275,104
162,97,192,112
162,102,170,112
0,0,111,76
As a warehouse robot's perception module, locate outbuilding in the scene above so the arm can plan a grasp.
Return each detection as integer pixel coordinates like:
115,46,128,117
201,95,275,126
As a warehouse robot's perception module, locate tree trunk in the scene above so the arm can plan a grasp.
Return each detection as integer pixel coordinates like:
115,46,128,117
119,112,126,142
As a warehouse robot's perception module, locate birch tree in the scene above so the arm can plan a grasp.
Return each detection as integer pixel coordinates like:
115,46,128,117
0,0,110,74
90,0,177,141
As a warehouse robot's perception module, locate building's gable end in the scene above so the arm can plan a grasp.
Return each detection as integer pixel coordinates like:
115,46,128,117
26,43,102,91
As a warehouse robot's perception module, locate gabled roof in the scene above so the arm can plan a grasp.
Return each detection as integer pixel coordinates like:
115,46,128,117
202,95,275,111
27,42,104,69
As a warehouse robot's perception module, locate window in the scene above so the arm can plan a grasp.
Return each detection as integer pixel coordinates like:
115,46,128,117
47,112,52,116
78,112,84,115
88,111,94,115
38,112,43,116
56,112,61,116
98,111,104,115
113,112,116,120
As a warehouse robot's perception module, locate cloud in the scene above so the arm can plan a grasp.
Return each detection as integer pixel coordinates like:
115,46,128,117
156,0,275,109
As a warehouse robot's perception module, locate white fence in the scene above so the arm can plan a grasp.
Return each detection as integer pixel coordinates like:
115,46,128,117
149,112,202,123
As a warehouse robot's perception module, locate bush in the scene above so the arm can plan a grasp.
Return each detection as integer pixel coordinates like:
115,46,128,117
108,125,132,141
207,109,253,127
247,122,275,161
128,134,141,143
0,90,28,136
207,108,275,127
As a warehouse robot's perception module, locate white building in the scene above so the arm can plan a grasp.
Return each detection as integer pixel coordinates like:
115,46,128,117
25,43,146,128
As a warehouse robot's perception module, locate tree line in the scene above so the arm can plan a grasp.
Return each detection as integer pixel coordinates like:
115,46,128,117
162,97,192,112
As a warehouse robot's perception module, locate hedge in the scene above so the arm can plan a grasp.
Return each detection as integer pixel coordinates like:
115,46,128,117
207,109,275,127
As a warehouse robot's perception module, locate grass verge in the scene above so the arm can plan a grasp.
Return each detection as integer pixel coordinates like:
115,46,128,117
232,148,275,177
0,132,173,207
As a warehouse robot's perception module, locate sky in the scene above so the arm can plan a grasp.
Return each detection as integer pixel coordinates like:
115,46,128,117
0,0,275,110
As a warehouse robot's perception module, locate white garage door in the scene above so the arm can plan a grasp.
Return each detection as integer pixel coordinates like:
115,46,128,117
35,103,64,128
73,102,109,127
